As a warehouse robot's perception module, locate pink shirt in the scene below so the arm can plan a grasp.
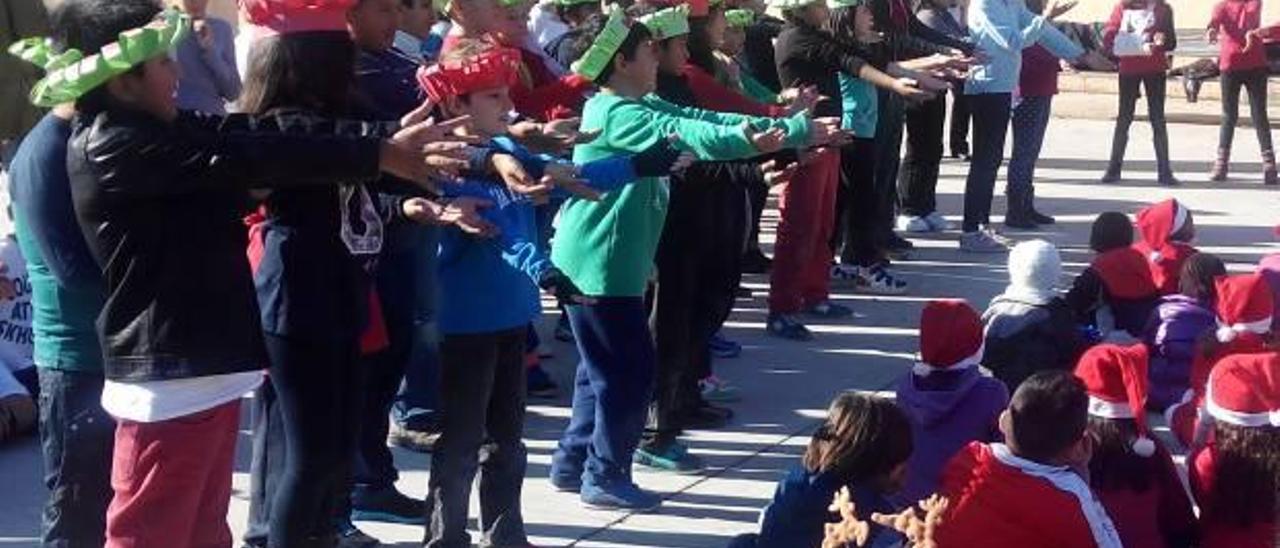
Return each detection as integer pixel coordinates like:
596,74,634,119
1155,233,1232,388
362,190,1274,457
1209,0,1268,72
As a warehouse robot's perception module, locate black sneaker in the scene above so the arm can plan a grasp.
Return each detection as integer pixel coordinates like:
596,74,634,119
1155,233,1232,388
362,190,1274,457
388,421,440,453
528,364,559,399
1029,208,1056,225
351,486,426,525
741,249,772,274
766,313,813,341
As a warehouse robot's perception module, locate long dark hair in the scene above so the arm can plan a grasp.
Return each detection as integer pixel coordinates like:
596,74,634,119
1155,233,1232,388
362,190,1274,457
1178,252,1227,303
1208,423,1280,527
1086,417,1155,493
803,392,913,486
238,31,357,116
829,5,856,42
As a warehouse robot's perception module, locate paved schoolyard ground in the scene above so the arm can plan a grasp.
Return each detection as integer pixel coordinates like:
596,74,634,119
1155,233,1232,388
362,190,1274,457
1,117,1277,547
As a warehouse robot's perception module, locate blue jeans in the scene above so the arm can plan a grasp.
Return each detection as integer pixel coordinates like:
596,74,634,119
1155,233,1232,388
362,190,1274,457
1007,95,1053,195
37,369,115,548
392,225,442,430
551,298,656,487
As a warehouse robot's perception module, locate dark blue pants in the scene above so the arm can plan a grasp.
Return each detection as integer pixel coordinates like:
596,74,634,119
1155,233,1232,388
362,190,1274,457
392,225,442,431
1007,95,1053,195
37,369,115,548
551,298,656,487
962,93,1013,232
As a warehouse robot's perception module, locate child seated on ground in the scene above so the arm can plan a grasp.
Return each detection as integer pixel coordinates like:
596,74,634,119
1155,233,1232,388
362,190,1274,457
1065,212,1160,338
1075,343,1198,548
734,392,912,548
1134,198,1199,295
894,300,1008,504
1189,349,1280,547
1145,253,1225,411
983,240,1087,391
935,370,1124,548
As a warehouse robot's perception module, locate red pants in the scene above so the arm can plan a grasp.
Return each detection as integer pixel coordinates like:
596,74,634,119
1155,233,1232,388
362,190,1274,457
105,401,240,548
769,148,839,314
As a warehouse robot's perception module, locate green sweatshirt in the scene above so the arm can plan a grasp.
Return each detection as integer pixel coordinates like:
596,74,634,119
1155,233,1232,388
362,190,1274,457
552,91,810,297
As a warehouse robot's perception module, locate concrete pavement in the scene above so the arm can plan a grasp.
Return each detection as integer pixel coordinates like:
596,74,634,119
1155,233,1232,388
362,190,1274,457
0,117,1278,547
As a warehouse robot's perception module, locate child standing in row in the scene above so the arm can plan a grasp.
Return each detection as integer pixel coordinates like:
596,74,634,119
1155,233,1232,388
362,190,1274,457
1100,0,1178,186
1207,0,1277,185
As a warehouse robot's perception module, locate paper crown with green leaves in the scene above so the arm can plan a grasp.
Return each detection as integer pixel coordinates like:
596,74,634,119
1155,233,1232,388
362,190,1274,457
725,8,755,27
827,0,867,8
8,8,189,107
570,5,631,81
639,5,690,40
555,0,599,6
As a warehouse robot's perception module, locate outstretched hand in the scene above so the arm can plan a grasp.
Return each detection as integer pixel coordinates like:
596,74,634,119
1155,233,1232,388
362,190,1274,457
747,125,788,154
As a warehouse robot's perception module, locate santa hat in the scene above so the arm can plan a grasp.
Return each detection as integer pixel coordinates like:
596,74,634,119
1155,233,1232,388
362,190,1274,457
416,46,522,103
1205,352,1280,428
239,0,357,39
1135,199,1189,263
1075,343,1156,457
1214,273,1274,343
913,300,984,376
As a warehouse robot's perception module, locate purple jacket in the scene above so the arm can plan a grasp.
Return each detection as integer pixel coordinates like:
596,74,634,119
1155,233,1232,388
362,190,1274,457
892,367,1009,505
1143,294,1216,411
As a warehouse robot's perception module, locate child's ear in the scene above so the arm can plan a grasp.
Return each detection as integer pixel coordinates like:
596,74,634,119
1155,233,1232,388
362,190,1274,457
997,409,1012,442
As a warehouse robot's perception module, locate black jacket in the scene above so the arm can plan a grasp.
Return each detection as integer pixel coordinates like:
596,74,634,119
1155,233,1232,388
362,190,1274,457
774,22,883,117
869,0,973,62
743,15,785,93
981,295,1088,392
69,108,385,382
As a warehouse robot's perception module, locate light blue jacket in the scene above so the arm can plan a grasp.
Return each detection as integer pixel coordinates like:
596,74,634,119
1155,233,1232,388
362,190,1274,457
964,0,1079,94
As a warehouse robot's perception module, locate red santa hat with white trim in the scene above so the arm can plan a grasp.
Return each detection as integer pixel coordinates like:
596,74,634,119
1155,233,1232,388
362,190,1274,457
1214,273,1275,343
1205,351,1280,429
1075,343,1156,457
913,300,984,376
1135,198,1189,263
239,0,357,39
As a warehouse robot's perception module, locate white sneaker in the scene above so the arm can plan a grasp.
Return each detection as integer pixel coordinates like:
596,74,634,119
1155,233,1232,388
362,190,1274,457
855,265,908,295
983,226,1014,247
831,263,860,281
960,230,1009,253
924,211,952,231
896,215,931,233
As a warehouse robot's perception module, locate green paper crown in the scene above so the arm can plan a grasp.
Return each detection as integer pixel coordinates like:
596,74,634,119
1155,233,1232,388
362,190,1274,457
8,9,189,107
555,0,599,6
725,8,755,27
765,0,822,17
639,5,690,41
828,0,866,7
571,5,630,82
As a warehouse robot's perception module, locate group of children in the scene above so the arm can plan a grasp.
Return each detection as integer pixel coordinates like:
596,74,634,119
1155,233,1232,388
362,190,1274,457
734,198,1280,547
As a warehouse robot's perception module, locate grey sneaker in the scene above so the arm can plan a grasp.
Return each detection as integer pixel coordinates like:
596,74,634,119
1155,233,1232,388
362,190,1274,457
924,211,952,231
960,230,1009,253
983,227,1014,247
896,215,931,233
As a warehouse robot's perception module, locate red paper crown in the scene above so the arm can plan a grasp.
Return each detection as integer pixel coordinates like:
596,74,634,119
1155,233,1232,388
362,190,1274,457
239,0,358,37
416,47,523,103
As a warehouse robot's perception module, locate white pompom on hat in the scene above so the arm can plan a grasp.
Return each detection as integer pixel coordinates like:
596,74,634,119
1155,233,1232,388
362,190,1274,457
1074,343,1157,457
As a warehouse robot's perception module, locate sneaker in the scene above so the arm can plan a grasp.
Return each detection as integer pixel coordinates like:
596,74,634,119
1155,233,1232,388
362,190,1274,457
959,230,1009,254
527,364,559,399
635,442,706,474
700,375,742,403
388,422,440,453
924,211,952,231
581,481,663,511
550,475,582,493
741,249,772,274
335,518,380,548
984,227,1014,247
351,486,426,525
854,265,907,295
554,315,574,342
895,215,931,233
679,403,733,430
1100,166,1122,183
766,313,813,341
831,263,859,282
708,333,743,359
804,300,853,318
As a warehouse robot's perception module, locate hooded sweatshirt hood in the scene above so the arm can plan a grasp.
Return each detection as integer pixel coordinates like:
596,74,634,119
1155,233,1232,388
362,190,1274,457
897,367,986,427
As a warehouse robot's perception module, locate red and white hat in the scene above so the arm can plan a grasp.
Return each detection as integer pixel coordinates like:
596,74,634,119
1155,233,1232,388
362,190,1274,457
1205,352,1280,428
913,300,984,376
239,0,357,39
1075,343,1156,457
1215,273,1275,343
1135,198,1189,263
416,46,523,103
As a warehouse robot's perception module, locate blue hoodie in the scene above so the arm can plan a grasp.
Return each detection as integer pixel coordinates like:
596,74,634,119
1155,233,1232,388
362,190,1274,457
755,466,904,548
965,0,1080,94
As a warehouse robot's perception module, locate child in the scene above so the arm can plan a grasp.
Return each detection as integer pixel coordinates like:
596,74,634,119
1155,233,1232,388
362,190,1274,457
1065,211,1160,338
1100,0,1178,186
935,370,1124,547
894,299,1008,504
1207,0,1277,185
56,0,454,544
1003,0,1084,229
488,0,593,122
393,0,440,62
719,9,779,104
982,240,1086,391
549,7,816,510
1133,198,1198,295
753,392,913,547
543,0,605,70
171,0,240,115
958,0,1074,253
1167,273,1275,450
1190,351,1280,547
1145,253,1225,412
1075,343,1198,548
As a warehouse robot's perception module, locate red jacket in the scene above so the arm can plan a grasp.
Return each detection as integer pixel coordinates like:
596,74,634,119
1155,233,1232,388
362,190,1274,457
1094,444,1198,548
1102,1,1177,75
683,63,786,117
1169,338,1274,447
510,47,591,122
1191,445,1276,548
937,443,1107,548
1209,0,1269,72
